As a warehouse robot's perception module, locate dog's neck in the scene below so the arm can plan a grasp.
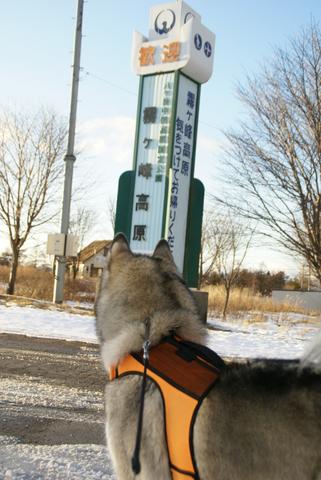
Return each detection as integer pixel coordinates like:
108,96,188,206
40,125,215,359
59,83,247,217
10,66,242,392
100,311,205,371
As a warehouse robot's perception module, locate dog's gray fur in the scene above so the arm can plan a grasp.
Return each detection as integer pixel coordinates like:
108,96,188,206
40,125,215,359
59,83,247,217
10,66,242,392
95,234,321,480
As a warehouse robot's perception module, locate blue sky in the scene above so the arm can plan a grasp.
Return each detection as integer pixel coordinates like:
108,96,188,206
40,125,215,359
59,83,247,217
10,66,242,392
0,0,320,274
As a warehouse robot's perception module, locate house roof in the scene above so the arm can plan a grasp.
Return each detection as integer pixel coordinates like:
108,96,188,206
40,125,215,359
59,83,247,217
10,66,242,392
78,240,112,263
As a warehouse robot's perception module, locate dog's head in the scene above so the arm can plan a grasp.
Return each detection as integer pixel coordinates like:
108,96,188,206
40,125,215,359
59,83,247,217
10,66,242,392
95,233,205,369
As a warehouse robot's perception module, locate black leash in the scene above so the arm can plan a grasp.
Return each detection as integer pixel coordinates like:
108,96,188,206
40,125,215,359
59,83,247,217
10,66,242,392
131,317,151,475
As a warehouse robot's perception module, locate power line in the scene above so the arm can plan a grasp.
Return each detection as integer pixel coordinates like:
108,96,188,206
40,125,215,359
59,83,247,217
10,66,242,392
83,69,221,132
84,70,137,96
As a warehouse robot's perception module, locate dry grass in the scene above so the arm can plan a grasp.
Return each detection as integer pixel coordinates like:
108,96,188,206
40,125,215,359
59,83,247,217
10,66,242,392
0,265,315,318
204,285,310,316
0,265,96,303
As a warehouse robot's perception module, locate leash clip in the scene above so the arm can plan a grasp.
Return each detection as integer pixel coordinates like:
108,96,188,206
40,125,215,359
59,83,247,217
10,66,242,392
143,317,151,361
143,340,151,361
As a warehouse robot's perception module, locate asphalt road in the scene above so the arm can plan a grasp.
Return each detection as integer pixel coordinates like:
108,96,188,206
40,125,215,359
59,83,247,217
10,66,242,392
0,334,106,446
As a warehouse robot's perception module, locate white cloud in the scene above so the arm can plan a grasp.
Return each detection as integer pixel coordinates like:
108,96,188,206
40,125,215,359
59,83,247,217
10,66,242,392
197,134,225,156
194,134,226,192
78,116,135,165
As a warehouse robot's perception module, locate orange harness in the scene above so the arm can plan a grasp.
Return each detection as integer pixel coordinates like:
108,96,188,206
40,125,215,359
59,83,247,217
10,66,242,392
109,336,224,480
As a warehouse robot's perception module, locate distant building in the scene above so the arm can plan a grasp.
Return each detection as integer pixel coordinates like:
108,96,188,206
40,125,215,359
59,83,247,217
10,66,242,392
78,240,111,278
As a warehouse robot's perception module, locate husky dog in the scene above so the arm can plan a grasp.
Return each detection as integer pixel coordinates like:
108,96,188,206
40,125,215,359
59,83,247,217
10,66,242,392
95,234,321,480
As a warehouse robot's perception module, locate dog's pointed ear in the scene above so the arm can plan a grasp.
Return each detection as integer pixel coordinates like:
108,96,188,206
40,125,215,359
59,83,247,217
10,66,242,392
152,239,174,263
109,233,131,258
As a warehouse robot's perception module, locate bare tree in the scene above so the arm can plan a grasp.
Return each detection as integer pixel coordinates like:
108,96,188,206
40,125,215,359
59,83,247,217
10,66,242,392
215,217,253,318
214,22,321,283
209,212,254,318
68,206,97,278
107,196,116,233
200,210,253,317
199,210,227,287
0,108,66,294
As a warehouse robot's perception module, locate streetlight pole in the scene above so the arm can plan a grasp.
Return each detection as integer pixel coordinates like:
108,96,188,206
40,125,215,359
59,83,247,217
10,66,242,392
53,0,84,303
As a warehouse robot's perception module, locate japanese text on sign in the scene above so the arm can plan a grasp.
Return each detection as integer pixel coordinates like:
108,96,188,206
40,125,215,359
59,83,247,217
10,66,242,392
131,73,175,251
167,76,197,270
139,42,181,67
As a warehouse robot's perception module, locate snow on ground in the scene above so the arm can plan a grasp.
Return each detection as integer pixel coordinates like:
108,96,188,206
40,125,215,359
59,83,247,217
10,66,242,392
66,300,96,311
207,315,320,360
0,303,320,359
0,444,116,480
0,304,97,343
0,303,320,478
1,375,102,423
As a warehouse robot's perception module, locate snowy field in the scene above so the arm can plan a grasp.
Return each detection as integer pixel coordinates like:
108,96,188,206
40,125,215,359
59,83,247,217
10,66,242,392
0,302,320,479
0,302,320,359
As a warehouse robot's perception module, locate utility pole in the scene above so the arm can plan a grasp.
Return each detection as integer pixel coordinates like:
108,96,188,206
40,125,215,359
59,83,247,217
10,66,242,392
53,0,84,303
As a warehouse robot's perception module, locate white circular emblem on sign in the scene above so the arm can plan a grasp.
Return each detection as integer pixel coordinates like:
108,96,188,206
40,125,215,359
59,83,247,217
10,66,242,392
155,9,176,35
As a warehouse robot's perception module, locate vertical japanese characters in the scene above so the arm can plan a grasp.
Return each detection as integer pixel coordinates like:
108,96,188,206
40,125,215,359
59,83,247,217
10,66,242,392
167,84,197,257
130,75,175,249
